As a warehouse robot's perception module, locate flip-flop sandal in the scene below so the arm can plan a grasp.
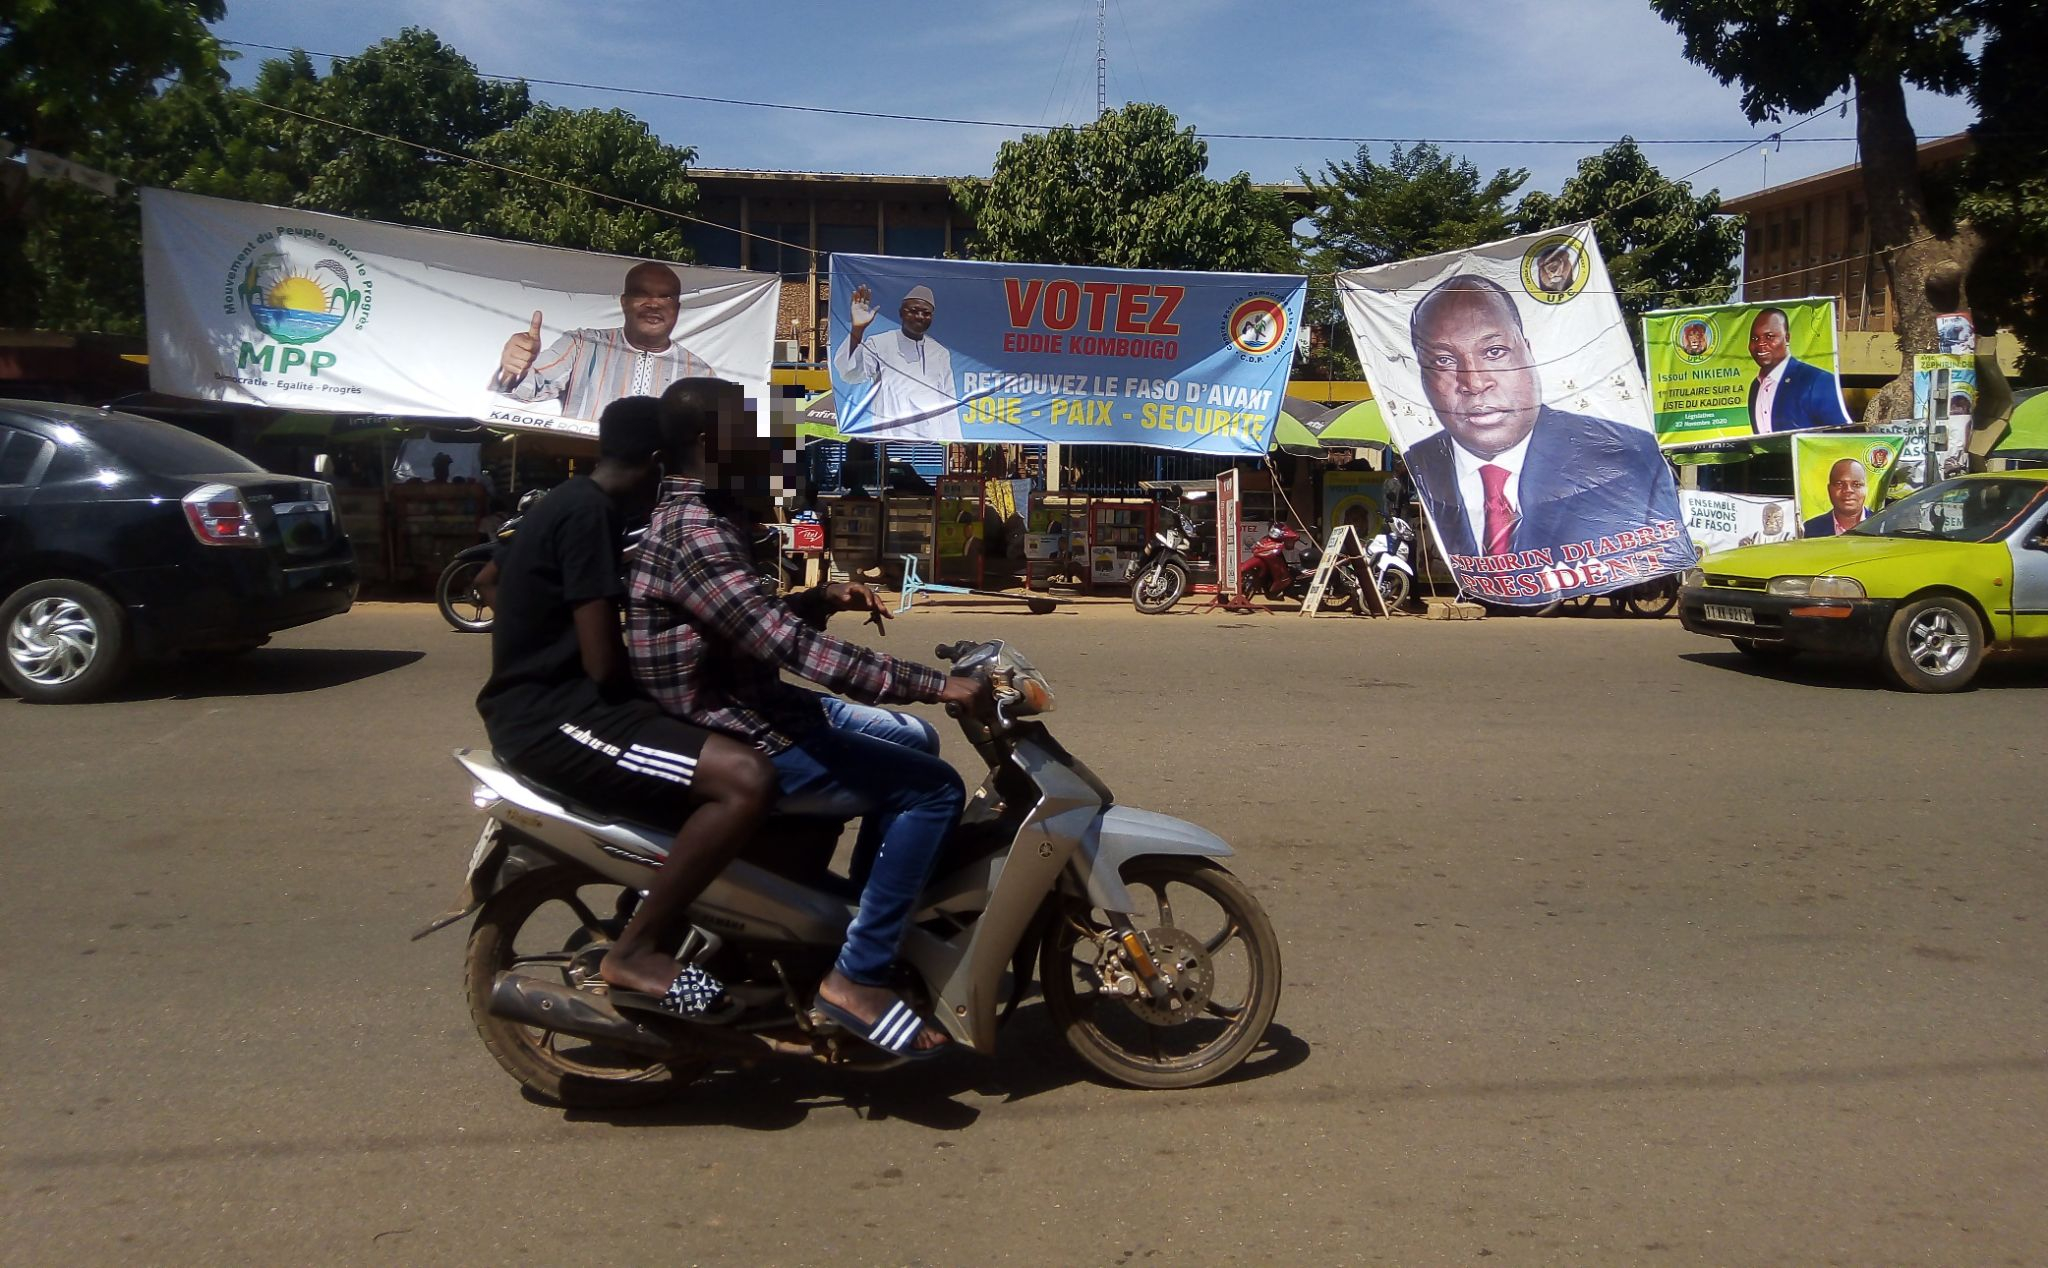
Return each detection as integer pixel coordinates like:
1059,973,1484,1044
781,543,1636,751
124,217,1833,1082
609,964,739,1025
811,994,950,1061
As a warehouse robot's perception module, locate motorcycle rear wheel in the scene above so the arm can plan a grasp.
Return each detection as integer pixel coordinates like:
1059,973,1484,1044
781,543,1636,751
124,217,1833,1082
464,869,707,1107
1131,562,1188,614
1318,569,1359,613
1624,579,1680,619
1375,567,1411,611
1040,857,1281,1089
436,558,493,634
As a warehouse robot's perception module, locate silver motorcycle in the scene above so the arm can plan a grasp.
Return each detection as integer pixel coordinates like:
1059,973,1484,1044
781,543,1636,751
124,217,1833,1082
417,638,1282,1106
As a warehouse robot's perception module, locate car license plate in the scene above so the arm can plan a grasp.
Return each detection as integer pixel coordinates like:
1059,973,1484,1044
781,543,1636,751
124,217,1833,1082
1704,604,1755,625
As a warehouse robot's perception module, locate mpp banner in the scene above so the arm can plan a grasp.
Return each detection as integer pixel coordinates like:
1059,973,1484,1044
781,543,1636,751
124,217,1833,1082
1336,222,1693,607
142,189,778,436
1644,297,1851,443
827,253,1305,455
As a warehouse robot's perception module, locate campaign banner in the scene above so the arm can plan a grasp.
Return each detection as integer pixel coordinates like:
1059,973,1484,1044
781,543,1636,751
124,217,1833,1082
1791,433,1904,538
1335,222,1694,607
1643,297,1852,443
1912,353,1975,479
826,253,1305,455
1678,490,1798,555
141,188,779,437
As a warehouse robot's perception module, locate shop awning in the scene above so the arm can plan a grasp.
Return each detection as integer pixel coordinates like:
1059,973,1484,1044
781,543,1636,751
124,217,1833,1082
798,392,849,442
1994,388,2048,455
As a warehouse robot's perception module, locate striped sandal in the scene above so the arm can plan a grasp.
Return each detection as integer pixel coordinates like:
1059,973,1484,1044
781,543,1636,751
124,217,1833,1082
811,992,950,1061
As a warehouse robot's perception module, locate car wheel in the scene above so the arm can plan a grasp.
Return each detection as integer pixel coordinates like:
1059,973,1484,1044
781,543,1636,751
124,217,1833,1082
1882,596,1984,693
0,579,132,703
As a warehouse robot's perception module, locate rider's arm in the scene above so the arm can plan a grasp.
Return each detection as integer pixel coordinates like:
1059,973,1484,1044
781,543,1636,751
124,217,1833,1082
555,492,630,688
572,598,628,686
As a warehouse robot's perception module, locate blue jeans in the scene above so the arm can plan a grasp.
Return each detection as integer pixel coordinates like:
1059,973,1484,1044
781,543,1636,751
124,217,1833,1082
772,704,963,984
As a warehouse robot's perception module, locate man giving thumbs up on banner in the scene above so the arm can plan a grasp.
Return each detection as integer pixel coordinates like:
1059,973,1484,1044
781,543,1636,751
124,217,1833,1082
491,262,715,422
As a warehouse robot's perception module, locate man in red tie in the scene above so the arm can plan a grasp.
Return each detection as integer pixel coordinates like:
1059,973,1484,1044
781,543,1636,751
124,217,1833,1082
1397,274,1682,577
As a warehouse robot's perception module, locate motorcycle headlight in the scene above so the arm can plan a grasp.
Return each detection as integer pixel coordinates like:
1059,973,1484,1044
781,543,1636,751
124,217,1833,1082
1766,575,1812,597
1808,576,1866,599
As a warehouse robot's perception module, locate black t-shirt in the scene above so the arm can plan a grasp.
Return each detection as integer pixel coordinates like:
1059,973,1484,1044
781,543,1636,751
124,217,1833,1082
476,476,652,758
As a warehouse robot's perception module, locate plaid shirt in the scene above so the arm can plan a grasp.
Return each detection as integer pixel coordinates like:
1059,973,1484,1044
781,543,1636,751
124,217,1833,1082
626,476,948,752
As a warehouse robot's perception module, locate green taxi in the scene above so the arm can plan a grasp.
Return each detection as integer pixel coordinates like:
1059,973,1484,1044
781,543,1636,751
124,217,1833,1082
1679,473,2048,692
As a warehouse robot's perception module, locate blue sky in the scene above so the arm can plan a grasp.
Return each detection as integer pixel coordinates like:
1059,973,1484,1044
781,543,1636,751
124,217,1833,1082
211,0,1979,206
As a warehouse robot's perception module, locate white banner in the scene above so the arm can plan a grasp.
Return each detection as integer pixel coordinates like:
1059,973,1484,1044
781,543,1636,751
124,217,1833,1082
1336,222,1694,606
1678,490,1797,555
141,189,778,437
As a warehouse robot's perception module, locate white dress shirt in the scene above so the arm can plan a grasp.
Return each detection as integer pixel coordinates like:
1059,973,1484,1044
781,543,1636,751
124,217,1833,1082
1752,358,1791,432
1450,431,1534,553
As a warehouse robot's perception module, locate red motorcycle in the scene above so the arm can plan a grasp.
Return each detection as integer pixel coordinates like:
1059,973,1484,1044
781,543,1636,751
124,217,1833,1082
1235,522,1364,609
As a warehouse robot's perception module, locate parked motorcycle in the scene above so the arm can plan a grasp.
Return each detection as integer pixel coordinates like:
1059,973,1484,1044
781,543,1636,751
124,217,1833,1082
418,638,1282,1106
1236,523,1364,612
436,489,545,634
1363,515,1418,610
1130,488,1209,615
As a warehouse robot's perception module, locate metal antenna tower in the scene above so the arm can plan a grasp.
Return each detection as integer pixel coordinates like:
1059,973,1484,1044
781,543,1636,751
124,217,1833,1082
1096,0,1108,117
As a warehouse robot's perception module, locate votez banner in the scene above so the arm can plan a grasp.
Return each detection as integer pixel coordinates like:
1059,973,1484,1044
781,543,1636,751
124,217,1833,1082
1644,297,1852,443
1336,222,1694,607
826,253,1305,455
141,189,778,436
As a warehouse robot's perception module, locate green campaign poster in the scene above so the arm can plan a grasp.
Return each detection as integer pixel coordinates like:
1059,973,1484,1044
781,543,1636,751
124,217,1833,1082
1791,433,1904,538
1644,298,1852,444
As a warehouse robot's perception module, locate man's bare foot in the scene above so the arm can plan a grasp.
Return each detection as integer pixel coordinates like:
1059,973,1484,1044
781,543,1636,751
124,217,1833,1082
600,948,691,998
816,969,947,1051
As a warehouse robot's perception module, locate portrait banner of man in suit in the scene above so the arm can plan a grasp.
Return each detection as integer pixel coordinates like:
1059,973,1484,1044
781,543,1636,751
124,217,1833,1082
1643,297,1853,444
1791,433,1905,538
1337,223,1695,608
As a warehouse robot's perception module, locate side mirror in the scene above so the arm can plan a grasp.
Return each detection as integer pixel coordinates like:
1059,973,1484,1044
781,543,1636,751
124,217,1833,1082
312,453,333,477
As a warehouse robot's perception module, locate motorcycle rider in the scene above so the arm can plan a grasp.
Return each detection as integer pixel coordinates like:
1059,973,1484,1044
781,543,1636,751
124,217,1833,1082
626,377,993,1060
475,396,776,1020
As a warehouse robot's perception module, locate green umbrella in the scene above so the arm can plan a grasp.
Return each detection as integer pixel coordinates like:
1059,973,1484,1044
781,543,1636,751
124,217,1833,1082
1315,398,1392,448
1993,388,2048,454
797,392,849,442
1271,396,1331,455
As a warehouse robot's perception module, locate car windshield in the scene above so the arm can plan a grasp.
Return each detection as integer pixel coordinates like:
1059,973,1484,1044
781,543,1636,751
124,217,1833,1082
70,412,263,476
1853,477,2048,544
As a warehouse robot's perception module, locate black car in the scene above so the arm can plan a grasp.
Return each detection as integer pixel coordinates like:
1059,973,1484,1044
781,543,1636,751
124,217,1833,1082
0,401,358,702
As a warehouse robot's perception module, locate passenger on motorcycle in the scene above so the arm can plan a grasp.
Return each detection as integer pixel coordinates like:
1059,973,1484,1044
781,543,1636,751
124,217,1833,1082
474,396,776,1021
626,378,993,1059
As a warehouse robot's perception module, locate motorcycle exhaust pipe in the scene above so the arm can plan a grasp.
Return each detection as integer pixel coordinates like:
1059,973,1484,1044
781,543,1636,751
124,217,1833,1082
486,972,679,1059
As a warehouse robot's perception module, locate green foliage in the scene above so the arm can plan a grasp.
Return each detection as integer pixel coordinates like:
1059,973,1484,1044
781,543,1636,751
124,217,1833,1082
0,0,227,152
1301,143,1527,271
414,106,699,259
1645,0,1973,122
1515,139,1742,347
1960,0,2048,375
951,103,1298,273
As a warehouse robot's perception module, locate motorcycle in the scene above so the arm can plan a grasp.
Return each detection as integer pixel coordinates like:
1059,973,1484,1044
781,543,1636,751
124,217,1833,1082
417,638,1283,1105
1129,488,1209,615
1363,515,1418,610
436,488,546,634
1236,523,1364,612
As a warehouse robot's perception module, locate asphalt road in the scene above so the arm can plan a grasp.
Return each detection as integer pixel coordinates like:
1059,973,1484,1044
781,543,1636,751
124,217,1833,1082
4,598,2044,1266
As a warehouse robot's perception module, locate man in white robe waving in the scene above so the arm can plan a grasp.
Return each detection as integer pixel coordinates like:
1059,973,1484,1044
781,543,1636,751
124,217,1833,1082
832,284,962,441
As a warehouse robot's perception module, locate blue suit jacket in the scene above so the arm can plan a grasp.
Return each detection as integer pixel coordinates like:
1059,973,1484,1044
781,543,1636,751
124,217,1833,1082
1802,509,1868,538
1406,406,1688,562
1750,356,1848,432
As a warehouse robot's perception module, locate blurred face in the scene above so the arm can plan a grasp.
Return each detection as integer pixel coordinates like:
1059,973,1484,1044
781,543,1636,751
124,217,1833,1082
899,297,934,340
620,264,683,348
1749,312,1789,371
1414,289,1541,459
1763,504,1785,533
1827,460,1867,517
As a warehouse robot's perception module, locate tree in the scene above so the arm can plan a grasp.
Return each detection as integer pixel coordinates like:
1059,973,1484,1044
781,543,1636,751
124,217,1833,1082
0,0,228,325
414,106,699,259
1959,0,2048,375
1514,138,1743,350
1648,0,1976,420
951,103,1297,273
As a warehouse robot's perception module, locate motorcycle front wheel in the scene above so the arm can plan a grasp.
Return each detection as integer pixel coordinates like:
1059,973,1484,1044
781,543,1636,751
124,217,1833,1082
436,557,494,634
1131,561,1189,614
1317,568,1359,612
464,869,707,1107
1041,857,1282,1089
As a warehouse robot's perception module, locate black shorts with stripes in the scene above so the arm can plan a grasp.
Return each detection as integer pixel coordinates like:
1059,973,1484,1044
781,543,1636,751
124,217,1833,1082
502,707,711,832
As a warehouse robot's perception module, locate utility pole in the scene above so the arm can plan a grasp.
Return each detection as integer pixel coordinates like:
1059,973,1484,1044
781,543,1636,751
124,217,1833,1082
1096,0,1108,117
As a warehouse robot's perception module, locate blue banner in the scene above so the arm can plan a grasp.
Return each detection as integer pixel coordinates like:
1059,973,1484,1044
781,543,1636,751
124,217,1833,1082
827,254,1305,455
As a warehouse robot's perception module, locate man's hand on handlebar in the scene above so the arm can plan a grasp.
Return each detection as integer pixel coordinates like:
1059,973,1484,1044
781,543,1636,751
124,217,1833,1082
938,670,996,718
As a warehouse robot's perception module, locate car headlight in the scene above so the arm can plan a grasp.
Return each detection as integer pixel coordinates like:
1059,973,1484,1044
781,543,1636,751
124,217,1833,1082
1767,575,1866,599
1682,567,1705,589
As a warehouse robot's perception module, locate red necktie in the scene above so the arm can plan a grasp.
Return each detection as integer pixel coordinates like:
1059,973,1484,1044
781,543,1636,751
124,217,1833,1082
1479,463,1516,556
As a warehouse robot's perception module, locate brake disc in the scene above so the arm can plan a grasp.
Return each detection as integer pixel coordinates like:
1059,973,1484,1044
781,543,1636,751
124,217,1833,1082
1118,926,1213,1025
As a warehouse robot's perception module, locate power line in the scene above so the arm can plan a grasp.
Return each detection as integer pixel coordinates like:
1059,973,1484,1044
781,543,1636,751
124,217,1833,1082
217,39,1868,149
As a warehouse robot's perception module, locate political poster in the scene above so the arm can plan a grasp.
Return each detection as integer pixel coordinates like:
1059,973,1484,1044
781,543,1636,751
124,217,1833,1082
1322,469,1391,544
1643,297,1852,443
1912,353,1976,479
1335,222,1694,607
1791,433,1905,538
826,253,1305,455
141,188,779,437
1678,489,1798,555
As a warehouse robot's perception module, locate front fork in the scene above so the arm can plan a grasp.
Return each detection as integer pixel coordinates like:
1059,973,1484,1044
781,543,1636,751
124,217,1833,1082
1071,909,1177,1006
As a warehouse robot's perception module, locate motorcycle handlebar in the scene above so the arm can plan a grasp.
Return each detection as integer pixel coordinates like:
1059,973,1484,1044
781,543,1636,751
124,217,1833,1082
934,641,968,662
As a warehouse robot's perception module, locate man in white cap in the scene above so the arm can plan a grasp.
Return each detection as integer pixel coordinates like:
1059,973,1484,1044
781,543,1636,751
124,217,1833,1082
832,282,962,440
